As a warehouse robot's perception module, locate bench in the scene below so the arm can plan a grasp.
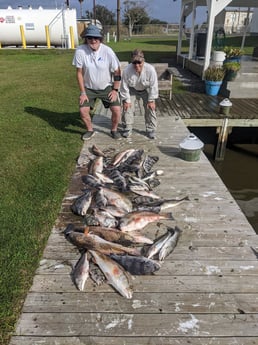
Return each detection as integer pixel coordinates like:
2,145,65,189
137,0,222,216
152,63,173,100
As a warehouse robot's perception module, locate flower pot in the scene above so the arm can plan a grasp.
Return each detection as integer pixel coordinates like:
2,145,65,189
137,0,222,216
205,80,222,96
224,70,238,81
224,57,241,63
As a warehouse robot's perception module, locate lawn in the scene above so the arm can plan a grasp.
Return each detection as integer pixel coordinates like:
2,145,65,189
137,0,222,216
0,35,255,345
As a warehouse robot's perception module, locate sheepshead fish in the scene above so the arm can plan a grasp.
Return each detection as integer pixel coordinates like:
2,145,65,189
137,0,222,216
82,174,103,189
111,149,136,167
89,261,106,286
109,169,127,192
145,230,173,259
159,226,182,261
119,211,174,232
64,227,140,256
71,190,92,216
90,250,133,299
92,209,118,228
72,251,89,291
109,254,161,275
100,187,132,213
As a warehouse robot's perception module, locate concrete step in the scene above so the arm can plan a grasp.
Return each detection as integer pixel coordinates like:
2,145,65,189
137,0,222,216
220,79,258,98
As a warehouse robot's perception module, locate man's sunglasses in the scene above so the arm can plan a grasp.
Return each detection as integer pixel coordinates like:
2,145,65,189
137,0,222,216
132,61,142,65
87,36,100,40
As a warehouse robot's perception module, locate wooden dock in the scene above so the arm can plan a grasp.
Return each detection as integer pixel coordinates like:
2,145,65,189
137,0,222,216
10,102,258,345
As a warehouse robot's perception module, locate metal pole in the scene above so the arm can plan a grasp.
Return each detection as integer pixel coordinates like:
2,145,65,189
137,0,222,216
93,0,96,25
117,0,120,42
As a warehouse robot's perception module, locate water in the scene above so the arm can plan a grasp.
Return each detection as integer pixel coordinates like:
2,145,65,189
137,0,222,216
204,144,258,234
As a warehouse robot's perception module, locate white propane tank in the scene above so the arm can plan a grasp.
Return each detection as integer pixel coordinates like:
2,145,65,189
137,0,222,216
0,6,79,48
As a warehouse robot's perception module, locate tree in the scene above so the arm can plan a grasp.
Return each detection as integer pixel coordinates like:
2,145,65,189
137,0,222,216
86,5,116,26
123,0,150,36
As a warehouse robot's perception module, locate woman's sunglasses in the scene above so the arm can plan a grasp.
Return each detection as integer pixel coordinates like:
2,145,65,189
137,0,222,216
132,61,142,65
87,37,100,40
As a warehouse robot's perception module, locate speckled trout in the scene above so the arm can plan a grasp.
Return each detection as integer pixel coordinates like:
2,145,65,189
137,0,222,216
90,250,133,299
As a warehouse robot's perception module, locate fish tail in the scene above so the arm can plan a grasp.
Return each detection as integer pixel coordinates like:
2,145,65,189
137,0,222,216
162,212,174,220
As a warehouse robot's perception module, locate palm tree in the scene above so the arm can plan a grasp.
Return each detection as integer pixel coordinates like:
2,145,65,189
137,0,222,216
78,0,84,18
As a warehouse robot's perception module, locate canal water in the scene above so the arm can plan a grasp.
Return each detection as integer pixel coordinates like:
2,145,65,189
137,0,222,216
189,128,258,234
205,144,258,234
191,127,258,234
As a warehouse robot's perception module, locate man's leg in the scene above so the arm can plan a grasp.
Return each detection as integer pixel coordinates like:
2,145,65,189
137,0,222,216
110,105,121,132
121,94,136,133
80,106,93,131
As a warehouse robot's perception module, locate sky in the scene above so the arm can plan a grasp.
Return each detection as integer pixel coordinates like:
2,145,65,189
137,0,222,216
0,0,208,24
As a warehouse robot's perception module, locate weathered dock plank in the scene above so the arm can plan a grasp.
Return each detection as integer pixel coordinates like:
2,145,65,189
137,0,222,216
10,111,258,345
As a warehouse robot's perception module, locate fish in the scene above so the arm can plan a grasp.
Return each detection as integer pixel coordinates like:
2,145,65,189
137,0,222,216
129,185,161,199
71,251,89,291
95,171,114,184
84,213,100,226
88,226,140,246
90,144,106,157
90,250,133,299
145,230,173,259
64,227,141,256
82,174,103,189
89,261,106,285
71,190,92,216
158,226,182,261
109,169,127,192
250,246,258,259
109,254,161,275
100,187,133,213
100,205,128,218
133,196,190,212
119,211,174,232
92,209,119,228
111,149,136,167
94,188,108,208
88,156,103,175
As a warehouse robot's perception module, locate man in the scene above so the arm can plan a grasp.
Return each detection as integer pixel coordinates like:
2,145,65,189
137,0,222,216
120,49,158,139
72,24,121,140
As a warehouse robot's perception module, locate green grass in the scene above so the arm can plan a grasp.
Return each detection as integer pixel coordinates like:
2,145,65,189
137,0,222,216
0,35,256,345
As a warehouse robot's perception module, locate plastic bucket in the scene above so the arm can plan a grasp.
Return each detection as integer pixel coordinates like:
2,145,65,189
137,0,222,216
219,98,232,116
180,148,202,162
179,133,204,162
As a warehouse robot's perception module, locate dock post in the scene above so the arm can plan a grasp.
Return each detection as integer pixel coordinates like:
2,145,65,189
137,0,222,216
214,118,232,161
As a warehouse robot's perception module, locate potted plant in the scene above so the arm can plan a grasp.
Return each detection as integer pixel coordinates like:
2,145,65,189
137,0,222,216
204,66,225,96
223,61,241,81
223,46,244,63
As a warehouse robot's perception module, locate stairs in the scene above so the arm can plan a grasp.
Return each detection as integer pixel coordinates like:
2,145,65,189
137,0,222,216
220,56,258,98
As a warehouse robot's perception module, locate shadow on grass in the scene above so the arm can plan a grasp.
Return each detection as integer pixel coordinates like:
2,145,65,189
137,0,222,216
25,106,84,134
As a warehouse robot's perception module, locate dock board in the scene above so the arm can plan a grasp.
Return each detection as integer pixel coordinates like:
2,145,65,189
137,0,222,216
10,106,258,345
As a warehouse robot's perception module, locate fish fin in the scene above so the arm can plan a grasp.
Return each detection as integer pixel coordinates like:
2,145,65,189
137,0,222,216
250,246,258,259
162,212,174,220
84,226,90,235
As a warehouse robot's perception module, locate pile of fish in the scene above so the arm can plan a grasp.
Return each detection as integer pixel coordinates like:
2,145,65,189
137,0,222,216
64,145,188,299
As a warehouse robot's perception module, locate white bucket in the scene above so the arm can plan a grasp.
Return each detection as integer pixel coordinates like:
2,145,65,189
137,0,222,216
212,51,226,67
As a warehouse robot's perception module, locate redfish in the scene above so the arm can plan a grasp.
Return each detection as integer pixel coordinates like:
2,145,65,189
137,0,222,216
119,211,174,232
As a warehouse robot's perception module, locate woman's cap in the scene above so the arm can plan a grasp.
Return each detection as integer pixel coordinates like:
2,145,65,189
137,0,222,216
82,24,102,38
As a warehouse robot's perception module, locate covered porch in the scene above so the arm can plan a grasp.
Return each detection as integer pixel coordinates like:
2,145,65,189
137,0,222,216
177,0,258,77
